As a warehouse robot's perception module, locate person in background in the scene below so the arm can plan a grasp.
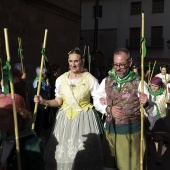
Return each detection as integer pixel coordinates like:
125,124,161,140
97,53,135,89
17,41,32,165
34,47,103,170
94,48,151,170
145,77,167,164
155,65,170,85
49,64,61,100
132,63,140,76
31,66,51,137
47,64,61,127
166,80,170,146
12,63,30,110
0,63,29,108
144,67,151,84
0,93,45,170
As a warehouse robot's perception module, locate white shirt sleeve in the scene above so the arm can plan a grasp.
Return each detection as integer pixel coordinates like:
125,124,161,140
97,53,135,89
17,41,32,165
94,79,151,115
93,78,107,114
89,77,99,98
138,81,150,97
55,76,62,98
33,79,38,88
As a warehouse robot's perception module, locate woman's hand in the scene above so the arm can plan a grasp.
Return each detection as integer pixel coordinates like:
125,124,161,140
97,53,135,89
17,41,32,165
34,95,44,105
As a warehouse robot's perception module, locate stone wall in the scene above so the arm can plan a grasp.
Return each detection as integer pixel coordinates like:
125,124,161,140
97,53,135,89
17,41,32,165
0,0,81,76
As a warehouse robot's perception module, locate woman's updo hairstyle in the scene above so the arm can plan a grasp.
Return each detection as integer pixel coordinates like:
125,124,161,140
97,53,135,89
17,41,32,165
68,47,84,59
160,65,167,71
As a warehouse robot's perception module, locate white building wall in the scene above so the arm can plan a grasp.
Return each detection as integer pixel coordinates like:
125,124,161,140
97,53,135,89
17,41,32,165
81,0,170,67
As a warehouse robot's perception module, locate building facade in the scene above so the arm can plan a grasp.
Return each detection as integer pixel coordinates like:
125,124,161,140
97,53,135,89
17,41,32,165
81,0,170,70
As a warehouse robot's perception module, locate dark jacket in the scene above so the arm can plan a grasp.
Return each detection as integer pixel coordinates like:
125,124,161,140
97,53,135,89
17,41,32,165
0,128,45,170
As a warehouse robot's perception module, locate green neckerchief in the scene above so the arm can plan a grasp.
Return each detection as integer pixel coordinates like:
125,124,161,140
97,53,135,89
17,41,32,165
148,87,165,101
108,69,139,91
148,87,165,117
34,76,45,84
0,126,36,141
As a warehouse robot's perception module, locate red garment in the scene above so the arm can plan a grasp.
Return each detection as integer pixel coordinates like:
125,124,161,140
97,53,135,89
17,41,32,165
150,77,164,87
0,93,25,111
168,86,170,93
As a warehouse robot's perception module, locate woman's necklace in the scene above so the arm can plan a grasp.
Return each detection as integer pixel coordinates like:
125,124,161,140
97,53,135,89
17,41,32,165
70,79,77,88
68,73,81,88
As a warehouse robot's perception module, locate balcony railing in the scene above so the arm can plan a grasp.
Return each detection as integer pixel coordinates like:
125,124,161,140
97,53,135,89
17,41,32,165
126,38,164,48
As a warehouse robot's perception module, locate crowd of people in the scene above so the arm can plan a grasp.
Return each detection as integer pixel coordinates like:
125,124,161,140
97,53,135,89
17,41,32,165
0,47,170,170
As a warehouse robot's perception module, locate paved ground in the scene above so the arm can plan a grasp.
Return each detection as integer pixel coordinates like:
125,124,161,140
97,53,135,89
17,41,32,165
147,140,170,170
41,127,170,170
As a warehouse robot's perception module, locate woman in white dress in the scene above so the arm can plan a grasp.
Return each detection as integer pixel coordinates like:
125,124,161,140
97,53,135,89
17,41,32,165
34,47,103,170
155,65,170,85
145,77,167,164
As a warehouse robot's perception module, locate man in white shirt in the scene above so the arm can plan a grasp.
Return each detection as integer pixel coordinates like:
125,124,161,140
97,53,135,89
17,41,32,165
94,48,150,170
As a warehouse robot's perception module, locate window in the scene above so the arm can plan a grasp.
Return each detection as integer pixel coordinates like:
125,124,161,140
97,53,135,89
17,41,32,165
151,26,164,47
129,28,140,47
130,2,141,15
152,0,164,13
93,5,102,18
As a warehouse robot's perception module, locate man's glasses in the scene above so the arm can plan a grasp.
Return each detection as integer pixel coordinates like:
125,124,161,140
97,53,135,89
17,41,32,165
113,61,130,69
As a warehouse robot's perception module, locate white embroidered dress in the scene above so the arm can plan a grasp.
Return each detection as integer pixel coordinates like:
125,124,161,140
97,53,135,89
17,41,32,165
155,73,170,84
44,71,103,170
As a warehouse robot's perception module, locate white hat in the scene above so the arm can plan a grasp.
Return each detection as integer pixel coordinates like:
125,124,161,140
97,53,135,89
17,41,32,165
13,63,22,71
36,67,47,76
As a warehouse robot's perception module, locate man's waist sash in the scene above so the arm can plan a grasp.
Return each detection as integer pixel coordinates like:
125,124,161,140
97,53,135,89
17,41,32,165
114,115,140,125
